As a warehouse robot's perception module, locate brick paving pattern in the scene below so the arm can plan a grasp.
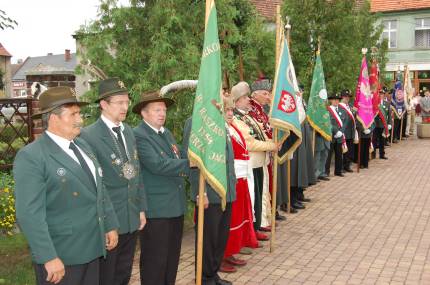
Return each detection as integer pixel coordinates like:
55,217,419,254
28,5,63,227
130,137,430,284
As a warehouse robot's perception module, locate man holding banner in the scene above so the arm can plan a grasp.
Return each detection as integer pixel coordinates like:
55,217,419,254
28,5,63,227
187,1,233,284
307,48,332,182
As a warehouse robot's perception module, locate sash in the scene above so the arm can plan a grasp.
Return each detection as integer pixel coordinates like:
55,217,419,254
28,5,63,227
327,106,348,153
390,105,405,119
339,103,359,144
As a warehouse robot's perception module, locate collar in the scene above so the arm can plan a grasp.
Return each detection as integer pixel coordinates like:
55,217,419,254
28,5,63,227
144,120,165,134
236,108,248,115
101,114,124,132
46,130,73,150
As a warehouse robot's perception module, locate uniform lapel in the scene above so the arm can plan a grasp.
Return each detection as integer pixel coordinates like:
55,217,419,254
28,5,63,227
42,133,95,191
75,138,101,192
141,122,174,158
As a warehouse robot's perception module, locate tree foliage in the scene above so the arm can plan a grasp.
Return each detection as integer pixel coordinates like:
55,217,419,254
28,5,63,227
282,0,387,99
77,0,275,141
0,10,17,30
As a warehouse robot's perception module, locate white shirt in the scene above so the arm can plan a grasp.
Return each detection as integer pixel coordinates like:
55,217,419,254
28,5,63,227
46,131,97,184
144,120,165,134
101,114,129,156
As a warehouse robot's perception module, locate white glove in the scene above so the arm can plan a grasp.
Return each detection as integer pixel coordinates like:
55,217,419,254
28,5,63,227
334,131,343,138
388,124,392,130
364,129,371,135
288,153,294,160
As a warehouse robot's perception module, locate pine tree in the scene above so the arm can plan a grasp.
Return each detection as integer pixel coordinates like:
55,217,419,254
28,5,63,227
282,0,387,99
77,0,275,140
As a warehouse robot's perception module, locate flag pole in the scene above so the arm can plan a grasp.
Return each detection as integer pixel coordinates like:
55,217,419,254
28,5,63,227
400,112,404,141
270,129,279,253
196,174,205,285
357,133,361,173
390,110,394,144
195,1,213,284
270,4,282,253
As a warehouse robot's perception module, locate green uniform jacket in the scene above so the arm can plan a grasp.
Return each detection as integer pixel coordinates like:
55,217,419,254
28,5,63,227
328,105,347,143
13,133,119,266
133,121,189,219
375,100,392,131
80,118,147,235
182,118,236,204
339,103,355,140
357,120,375,138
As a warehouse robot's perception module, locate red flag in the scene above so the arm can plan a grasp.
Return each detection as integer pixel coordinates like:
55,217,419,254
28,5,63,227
369,58,380,116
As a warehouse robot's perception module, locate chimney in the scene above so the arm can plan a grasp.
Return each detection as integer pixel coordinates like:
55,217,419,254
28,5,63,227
47,53,53,56
65,49,71,61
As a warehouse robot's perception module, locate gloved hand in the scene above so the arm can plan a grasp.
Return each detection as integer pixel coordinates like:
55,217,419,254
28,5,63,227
334,131,343,138
364,129,371,135
288,153,294,160
388,124,392,130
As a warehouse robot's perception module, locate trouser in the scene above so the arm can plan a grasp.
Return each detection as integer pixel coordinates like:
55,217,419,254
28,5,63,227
195,203,232,285
394,118,401,140
360,138,371,168
34,258,99,285
290,186,299,205
100,231,138,285
325,142,343,175
410,110,416,134
252,167,263,231
140,216,184,285
342,138,354,170
374,127,385,158
314,148,329,178
401,114,407,138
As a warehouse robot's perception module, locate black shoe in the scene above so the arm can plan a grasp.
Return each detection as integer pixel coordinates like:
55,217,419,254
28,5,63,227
292,202,305,209
276,211,287,221
393,139,398,143
344,168,353,173
216,279,232,285
280,203,288,212
289,207,298,214
318,176,330,181
380,156,388,160
298,197,311,203
335,173,344,177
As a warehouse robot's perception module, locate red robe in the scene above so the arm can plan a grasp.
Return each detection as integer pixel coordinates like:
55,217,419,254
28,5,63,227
224,123,258,258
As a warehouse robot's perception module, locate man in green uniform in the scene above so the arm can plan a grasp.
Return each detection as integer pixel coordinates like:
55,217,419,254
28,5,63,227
80,78,147,285
374,87,391,160
132,91,190,285
183,101,236,285
13,86,119,285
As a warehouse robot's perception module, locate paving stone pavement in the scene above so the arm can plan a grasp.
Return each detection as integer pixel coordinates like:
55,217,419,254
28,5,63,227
129,137,430,285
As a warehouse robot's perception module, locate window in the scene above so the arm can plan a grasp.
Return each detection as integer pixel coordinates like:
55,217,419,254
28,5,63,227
382,20,397,49
415,18,430,48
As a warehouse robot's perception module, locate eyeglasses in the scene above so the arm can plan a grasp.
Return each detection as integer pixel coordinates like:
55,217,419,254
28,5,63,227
108,100,131,107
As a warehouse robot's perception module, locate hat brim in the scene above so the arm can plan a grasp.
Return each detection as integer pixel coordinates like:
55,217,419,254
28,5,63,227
32,100,89,119
341,94,352,97
132,98,175,115
328,96,341,100
95,89,129,103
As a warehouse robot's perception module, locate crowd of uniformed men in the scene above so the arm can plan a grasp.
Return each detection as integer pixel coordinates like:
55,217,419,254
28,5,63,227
13,77,409,285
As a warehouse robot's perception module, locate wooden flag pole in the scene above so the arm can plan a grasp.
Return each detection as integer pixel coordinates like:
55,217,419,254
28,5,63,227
270,4,282,253
357,136,361,173
196,2,212,284
196,174,205,285
270,129,279,253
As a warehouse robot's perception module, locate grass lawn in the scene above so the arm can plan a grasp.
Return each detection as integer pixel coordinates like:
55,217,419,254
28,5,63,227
0,234,34,285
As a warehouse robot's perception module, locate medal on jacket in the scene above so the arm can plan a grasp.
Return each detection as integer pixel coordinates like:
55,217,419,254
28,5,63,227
108,128,136,180
122,162,136,180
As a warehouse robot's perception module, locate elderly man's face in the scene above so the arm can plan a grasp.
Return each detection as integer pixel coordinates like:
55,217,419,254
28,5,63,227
235,95,251,111
253,90,271,106
49,105,84,140
141,101,167,130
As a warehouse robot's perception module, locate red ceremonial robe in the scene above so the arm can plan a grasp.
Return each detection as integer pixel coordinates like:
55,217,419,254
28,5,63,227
224,123,258,258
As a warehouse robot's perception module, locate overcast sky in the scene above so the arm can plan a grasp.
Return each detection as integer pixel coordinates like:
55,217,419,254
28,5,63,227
1,0,128,63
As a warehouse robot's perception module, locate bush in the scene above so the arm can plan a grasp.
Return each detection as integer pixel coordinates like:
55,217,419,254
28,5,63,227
0,171,16,236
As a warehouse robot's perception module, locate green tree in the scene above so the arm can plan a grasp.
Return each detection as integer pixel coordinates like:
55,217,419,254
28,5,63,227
77,0,274,141
282,0,387,99
0,10,17,30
